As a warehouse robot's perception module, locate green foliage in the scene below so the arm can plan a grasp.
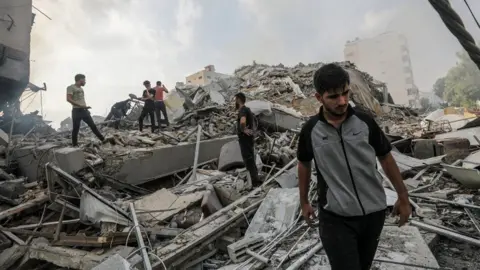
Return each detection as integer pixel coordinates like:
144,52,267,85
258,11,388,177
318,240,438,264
432,77,446,99
420,97,431,110
442,51,480,108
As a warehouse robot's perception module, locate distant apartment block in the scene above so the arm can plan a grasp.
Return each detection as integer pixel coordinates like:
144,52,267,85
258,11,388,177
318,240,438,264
344,32,418,107
185,65,231,86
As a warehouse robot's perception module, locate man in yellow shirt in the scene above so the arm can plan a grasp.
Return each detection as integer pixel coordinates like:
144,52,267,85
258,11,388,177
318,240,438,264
66,74,105,146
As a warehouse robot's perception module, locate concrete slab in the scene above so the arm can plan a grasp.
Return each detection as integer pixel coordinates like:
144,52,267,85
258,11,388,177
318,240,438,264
274,167,297,188
115,136,236,184
53,147,85,174
92,254,130,270
258,109,302,132
133,188,204,226
218,140,244,171
245,188,299,240
303,226,440,269
0,129,8,146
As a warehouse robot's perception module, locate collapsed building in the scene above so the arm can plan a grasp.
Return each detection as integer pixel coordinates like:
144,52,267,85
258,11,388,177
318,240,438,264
0,61,478,269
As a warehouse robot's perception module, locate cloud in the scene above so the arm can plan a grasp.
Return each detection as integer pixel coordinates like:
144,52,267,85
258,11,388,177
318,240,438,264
29,0,202,127
24,0,480,127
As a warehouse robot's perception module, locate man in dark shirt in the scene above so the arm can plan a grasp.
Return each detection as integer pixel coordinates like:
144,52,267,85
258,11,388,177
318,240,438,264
297,63,411,270
105,99,131,129
235,92,260,183
138,80,156,133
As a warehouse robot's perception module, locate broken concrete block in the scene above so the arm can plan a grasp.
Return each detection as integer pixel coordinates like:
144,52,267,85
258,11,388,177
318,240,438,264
53,147,85,174
14,143,58,182
92,254,131,270
114,136,236,185
245,188,299,240
0,179,25,199
0,129,8,147
413,139,444,159
443,138,470,164
201,184,223,215
227,235,264,263
218,140,244,171
213,183,243,206
274,166,297,188
0,244,27,269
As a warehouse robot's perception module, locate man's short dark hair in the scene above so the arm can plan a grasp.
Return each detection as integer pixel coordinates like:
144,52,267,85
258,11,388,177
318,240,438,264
156,81,162,85
143,80,150,85
313,63,350,95
235,92,246,103
74,74,85,82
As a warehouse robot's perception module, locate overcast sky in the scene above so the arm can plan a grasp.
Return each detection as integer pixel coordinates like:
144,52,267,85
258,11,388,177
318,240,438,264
27,0,480,127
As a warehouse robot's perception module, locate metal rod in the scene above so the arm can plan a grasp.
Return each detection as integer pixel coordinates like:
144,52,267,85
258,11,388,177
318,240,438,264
465,208,480,235
285,242,323,270
12,219,80,230
46,163,131,221
54,201,66,241
129,203,152,270
410,219,480,247
246,249,269,264
189,125,202,182
276,227,310,269
409,194,480,210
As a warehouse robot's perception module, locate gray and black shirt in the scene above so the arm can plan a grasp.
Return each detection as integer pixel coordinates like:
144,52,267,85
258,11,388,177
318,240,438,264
297,105,392,217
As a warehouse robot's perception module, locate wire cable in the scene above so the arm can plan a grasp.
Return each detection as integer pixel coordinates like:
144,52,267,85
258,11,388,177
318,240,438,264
429,0,480,70
463,0,480,30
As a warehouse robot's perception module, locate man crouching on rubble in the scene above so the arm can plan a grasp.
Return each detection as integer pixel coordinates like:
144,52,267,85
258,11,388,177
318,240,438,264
297,63,411,270
235,92,260,183
105,99,131,129
66,74,105,146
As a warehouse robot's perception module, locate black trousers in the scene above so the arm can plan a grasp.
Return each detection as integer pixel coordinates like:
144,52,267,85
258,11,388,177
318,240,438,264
105,107,123,129
72,108,104,146
238,135,259,182
318,208,386,270
154,101,169,127
139,107,155,132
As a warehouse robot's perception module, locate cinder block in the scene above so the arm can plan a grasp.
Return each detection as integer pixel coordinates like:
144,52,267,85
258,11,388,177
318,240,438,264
0,129,8,146
54,147,85,173
14,143,58,182
227,235,264,263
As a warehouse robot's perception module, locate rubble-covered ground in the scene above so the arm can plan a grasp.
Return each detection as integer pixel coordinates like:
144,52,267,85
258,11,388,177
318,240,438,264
0,62,478,269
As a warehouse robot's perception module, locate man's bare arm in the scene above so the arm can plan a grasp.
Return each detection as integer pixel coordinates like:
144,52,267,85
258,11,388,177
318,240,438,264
298,161,311,205
379,153,408,200
163,87,169,93
66,94,85,108
239,116,247,131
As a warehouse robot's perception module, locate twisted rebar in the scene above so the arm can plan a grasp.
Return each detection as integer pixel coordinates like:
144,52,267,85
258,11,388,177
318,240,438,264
429,0,480,70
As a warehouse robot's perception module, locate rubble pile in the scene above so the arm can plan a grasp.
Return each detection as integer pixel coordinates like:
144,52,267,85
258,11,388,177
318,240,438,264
0,62,479,269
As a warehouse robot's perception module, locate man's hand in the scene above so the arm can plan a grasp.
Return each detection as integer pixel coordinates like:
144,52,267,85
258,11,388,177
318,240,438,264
84,106,91,109
243,129,253,136
392,198,411,227
301,203,316,226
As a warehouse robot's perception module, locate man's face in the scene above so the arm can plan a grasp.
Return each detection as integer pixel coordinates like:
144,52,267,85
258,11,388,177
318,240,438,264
234,97,241,110
144,83,151,89
315,84,350,117
79,78,86,86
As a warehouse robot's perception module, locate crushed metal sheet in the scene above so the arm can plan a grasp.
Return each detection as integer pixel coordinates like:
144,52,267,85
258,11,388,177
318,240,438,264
442,163,480,189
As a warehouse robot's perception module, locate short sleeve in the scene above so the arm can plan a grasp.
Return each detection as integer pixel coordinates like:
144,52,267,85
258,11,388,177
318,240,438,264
297,118,315,163
368,118,392,157
66,86,73,95
238,107,248,118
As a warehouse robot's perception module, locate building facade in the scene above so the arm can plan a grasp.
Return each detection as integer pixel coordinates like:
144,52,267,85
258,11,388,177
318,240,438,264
185,65,231,86
344,32,418,107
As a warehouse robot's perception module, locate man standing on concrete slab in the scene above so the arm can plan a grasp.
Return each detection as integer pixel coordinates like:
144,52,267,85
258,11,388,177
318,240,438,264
105,99,131,129
235,92,260,183
66,74,105,146
297,63,411,270
138,80,156,133
154,81,169,129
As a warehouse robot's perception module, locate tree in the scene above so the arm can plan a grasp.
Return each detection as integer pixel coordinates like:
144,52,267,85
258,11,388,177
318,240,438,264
442,51,480,107
432,77,446,99
420,97,431,111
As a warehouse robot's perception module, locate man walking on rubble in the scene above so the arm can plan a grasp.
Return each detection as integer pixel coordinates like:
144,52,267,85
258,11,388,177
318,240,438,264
105,99,131,129
138,80,156,133
154,80,169,129
297,63,411,270
66,74,105,146
234,92,260,183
